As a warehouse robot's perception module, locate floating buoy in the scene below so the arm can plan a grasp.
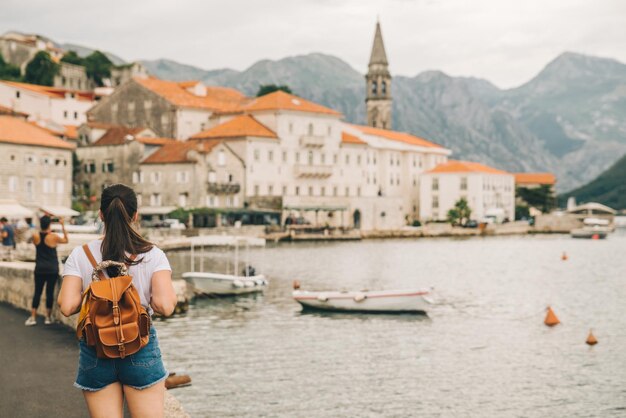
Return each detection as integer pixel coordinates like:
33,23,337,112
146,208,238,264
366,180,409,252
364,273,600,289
586,330,598,346
544,306,560,326
561,252,568,261
292,280,301,290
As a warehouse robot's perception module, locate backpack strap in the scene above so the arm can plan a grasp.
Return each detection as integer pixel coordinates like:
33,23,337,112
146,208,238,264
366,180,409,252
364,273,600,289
83,244,105,280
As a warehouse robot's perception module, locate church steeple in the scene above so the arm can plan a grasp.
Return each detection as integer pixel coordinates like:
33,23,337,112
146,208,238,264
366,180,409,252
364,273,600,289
366,20,392,130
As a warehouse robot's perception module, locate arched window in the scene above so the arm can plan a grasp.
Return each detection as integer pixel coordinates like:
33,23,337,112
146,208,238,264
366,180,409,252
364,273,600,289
371,81,377,94
382,81,387,94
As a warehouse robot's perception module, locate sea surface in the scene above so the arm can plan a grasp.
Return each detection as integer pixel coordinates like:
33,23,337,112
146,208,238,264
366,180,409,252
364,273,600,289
156,230,626,418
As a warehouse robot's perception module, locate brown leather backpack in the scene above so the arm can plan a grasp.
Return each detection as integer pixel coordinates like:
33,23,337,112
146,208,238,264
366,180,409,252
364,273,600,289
76,244,150,359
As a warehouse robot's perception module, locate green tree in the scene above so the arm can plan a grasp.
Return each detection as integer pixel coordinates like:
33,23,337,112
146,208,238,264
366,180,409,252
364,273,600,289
256,84,292,97
0,53,22,81
516,185,556,213
447,197,472,226
24,51,59,86
61,50,84,66
84,51,113,86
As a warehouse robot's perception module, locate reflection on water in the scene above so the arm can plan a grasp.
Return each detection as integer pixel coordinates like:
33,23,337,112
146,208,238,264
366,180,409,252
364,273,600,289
156,231,626,417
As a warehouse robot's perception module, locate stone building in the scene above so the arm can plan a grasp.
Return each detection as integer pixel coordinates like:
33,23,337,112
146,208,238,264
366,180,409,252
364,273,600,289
0,32,63,71
366,21,392,130
87,78,248,139
53,62,94,91
0,115,74,214
108,63,149,87
138,139,245,222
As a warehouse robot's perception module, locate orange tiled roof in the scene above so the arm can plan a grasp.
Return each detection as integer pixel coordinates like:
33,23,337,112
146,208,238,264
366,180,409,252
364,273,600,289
85,121,116,130
0,116,75,150
0,104,29,118
426,160,509,175
191,115,277,140
63,125,78,140
92,126,151,146
341,131,366,145
137,137,175,146
237,91,341,116
134,77,247,112
141,142,197,164
352,124,444,149
1,80,95,101
514,172,556,185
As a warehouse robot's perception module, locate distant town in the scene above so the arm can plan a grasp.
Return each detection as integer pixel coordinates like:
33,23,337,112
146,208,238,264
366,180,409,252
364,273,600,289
0,25,612,237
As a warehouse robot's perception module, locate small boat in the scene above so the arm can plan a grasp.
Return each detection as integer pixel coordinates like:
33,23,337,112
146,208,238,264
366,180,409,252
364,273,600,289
570,217,612,239
293,287,431,314
182,271,268,296
182,236,268,296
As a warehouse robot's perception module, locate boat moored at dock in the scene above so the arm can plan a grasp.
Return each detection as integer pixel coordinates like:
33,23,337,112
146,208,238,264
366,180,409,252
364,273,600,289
293,288,431,314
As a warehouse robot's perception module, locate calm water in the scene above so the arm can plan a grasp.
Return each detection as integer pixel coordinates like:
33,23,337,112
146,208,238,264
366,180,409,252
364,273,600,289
156,231,626,418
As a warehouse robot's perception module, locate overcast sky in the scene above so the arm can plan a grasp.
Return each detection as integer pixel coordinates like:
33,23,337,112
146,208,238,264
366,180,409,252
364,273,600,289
3,0,625,88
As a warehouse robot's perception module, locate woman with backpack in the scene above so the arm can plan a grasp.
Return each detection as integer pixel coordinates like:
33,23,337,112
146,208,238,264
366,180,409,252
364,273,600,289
58,184,177,418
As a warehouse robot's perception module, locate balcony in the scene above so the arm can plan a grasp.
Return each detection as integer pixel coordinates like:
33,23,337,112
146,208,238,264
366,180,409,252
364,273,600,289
207,182,241,194
294,164,333,179
299,135,325,148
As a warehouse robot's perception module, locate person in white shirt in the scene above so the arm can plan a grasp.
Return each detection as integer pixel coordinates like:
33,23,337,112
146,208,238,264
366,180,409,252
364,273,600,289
58,184,177,418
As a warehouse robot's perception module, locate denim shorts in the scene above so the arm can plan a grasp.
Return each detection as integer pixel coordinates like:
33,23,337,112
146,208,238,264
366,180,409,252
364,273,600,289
74,326,167,391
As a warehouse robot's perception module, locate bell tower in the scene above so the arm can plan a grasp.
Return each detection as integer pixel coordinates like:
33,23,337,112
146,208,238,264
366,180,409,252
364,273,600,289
366,20,392,130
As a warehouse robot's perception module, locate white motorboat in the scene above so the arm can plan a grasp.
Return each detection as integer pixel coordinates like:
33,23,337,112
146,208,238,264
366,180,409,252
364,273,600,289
570,228,608,239
182,236,268,296
293,288,431,314
182,271,268,296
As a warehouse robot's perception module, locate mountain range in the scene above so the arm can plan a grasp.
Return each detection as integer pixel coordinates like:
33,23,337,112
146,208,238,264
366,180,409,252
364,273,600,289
16,32,626,193
140,52,626,192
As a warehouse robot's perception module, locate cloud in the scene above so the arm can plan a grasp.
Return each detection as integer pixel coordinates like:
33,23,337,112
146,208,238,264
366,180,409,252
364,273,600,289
1,0,625,88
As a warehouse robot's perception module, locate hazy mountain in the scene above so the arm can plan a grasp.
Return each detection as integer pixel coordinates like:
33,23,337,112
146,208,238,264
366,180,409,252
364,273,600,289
559,152,626,209
140,52,626,192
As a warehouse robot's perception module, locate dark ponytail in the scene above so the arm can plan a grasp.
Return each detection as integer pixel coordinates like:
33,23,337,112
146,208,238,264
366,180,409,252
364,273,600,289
100,184,152,274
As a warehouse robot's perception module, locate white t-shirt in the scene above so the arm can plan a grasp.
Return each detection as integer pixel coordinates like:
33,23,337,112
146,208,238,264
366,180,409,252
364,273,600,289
63,239,171,315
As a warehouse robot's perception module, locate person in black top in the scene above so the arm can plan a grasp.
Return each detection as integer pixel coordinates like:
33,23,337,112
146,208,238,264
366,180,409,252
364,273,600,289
25,215,69,326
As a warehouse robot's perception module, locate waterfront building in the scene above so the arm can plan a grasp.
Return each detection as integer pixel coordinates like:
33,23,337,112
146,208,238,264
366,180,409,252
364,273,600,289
87,77,248,139
0,115,74,213
514,172,556,191
0,80,95,129
138,139,245,223
419,160,515,222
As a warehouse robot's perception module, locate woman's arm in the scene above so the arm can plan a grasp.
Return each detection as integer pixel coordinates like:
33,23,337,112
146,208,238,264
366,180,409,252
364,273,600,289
150,270,177,317
57,275,83,317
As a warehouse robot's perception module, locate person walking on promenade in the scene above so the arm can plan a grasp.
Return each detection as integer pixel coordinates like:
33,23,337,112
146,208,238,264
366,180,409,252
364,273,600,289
58,184,177,418
25,215,69,326
1,217,16,261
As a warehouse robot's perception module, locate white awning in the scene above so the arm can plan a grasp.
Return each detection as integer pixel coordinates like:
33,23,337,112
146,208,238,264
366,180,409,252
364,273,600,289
40,205,80,217
567,202,616,215
139,206,177,216
0,200,35,218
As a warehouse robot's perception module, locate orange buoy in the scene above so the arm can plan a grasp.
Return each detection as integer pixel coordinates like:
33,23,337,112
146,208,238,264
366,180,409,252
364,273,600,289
561,252,568,261
586,330,598,346
544,306,560,326
592,234,600,240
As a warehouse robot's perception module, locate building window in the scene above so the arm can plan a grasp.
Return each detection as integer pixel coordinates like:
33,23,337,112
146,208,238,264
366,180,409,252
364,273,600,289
63,111,68,118
218,150,226,166
254,149,260,162
150,193,162,206
254,185,260,196
160,114,168,127
327,125,332,136
151,172,161,184
268,150,273,162
321,187,325,196
56,179,64,194
128,102,135,113
25,178,34,199
295,152,300,163
295,186,300,196
178,193,188,207
289,123,293,134
357,187,361,197
15,91,20,99
112,103,118,114
371,81,377,94
282,151,287,163
308,186,313,196
177,171,189,183
268,185,273,195
345,154,350,165
382,81,387,94
74,111,78,120
8,176,18,192
432,178,439,191
333,154,338,164
103,159,114,173
282,185,287,195
460,177,467,191
308,151,314,165
321,153,326,164
132,171,140,184
357,155,362,165
345,187,350,197
208,171,216,183
308,123,314,136
333,186,338,197
144,100,152,110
